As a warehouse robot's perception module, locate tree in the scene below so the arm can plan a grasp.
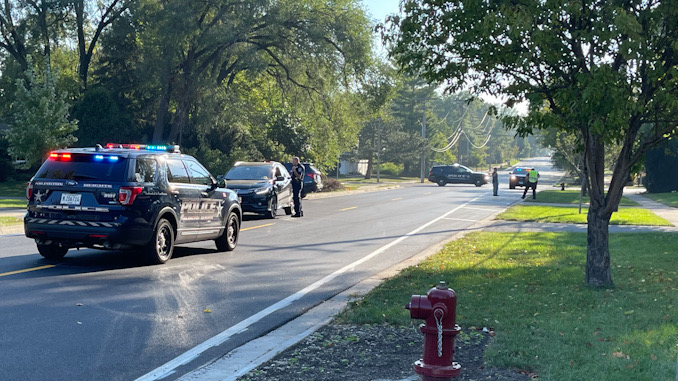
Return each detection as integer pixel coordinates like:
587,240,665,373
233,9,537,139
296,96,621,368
387,0,678,287
71,0,131,89
6,60,78,169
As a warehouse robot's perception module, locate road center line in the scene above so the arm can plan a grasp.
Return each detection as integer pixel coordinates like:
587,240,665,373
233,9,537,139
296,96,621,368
340,206,357,211
0,265,56,277
240,223,274,232
391,198,403,201
135,195,484,381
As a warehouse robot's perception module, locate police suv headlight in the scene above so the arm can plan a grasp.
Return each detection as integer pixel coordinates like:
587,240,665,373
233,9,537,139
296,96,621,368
510,175,516,180
254,187,269,195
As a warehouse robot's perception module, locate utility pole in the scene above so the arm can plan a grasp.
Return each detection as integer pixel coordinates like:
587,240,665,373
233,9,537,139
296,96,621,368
417,97,435,183
421,103,426,183
377,121,381,183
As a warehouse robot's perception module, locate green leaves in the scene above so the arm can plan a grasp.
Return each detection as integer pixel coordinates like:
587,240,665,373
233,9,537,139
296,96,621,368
7,61,78,170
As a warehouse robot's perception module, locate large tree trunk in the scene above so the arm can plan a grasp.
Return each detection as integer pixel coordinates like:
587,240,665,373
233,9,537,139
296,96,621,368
583,130,614,287
586,206,613,286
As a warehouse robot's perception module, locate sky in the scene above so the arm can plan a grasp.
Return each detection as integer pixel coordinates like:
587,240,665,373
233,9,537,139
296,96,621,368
360,0,401,24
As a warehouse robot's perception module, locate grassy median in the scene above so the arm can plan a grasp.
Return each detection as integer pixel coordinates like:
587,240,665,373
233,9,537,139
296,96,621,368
524,190,639,206
0,199,27,208
337,232,678,380
0,181,27,198
0,217,22,227
497,205,671,226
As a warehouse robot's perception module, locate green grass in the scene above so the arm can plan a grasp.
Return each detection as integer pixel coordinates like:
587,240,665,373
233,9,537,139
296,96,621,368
336,232,678,381
0,217,22,227
0,181,27,197
497,205,671,226
0,199,27,208
525,190,639,206
643,192,678,208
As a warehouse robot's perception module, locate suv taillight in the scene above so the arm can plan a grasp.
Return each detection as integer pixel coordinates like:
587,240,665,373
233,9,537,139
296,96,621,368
118,187,143,205
26,182,33,200
306,173,315,179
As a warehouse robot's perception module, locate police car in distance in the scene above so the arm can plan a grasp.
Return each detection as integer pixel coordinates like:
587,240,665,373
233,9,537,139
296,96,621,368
508,166,534,189
223,161,293,218
428,164,490,187
24,143,242,264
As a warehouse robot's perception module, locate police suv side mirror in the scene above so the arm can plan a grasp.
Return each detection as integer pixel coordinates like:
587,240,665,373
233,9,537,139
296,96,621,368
216,175,226,188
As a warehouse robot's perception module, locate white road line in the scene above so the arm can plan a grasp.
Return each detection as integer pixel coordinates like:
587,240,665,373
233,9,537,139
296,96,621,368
461,207,499,212
443,217,479,222
135,195,485,381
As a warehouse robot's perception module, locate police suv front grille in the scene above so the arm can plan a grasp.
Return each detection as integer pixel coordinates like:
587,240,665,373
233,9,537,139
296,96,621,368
26,218,120,228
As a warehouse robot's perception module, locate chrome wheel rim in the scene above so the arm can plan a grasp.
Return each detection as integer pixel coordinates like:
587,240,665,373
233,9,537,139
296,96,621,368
157,225,171,261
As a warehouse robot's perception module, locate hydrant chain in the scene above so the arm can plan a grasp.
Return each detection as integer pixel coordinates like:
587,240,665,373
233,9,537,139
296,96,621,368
435,309,444,357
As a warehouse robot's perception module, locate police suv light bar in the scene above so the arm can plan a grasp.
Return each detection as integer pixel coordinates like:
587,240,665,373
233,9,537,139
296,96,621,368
105,143,180,153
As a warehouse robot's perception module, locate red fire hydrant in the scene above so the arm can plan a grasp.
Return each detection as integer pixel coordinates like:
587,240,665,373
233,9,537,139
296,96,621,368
406,281,461,380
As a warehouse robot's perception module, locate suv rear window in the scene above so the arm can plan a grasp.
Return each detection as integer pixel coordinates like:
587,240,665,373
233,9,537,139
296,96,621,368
36,154,128,181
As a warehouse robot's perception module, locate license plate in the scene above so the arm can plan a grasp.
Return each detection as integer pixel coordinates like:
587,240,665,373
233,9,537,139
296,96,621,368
60,193,82,205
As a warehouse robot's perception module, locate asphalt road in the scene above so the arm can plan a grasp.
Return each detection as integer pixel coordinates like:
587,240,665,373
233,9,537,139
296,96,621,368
0,158,558,381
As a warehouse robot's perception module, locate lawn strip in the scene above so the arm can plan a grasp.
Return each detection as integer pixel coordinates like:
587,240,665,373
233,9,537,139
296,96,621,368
524,190,639,206
0,181,28,197
642,192,678,208
0,199,27,208
497,205,671,226
0,217,22,227
336,232,678,380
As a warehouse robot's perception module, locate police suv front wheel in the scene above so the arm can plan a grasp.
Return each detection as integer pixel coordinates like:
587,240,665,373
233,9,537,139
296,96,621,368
37,244,68,260
215,212,239,252
144,218,175,264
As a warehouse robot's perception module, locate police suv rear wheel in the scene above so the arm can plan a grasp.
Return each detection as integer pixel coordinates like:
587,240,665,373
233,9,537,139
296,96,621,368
37,244,68,260
284,206,293,215
144,218,174,264
216,212,238,252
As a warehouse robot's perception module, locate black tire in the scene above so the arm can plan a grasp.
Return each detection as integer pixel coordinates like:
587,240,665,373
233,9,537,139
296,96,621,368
509,183,516,189
266,195,277,219
144,218,174,264
301,192,307,199
37,244,68,260
437,179,446,187
215,212,239,252
283,206,293,215
475,180,483,187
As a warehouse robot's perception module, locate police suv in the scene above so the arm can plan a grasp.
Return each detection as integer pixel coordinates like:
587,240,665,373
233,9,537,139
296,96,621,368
24,144,242,264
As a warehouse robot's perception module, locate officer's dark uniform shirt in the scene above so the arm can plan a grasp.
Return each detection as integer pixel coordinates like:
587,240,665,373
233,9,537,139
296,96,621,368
293,164,305,185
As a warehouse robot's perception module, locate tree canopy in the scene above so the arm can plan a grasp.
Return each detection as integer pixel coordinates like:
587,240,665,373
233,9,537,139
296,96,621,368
387,0,678,287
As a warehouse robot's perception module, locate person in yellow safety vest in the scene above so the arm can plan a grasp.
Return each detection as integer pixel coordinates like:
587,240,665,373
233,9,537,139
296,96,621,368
521,168,539,200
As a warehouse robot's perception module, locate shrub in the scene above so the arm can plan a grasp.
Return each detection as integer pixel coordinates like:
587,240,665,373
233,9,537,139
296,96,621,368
377,162,403,176
321,177,345,192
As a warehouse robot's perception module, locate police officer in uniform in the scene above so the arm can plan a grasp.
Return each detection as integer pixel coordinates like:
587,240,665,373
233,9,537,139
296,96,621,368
291,157,305,217
522,167,539,199
492,167,499,196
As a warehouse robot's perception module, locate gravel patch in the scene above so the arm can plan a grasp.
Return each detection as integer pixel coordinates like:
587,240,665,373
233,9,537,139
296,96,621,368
239,324,532,381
